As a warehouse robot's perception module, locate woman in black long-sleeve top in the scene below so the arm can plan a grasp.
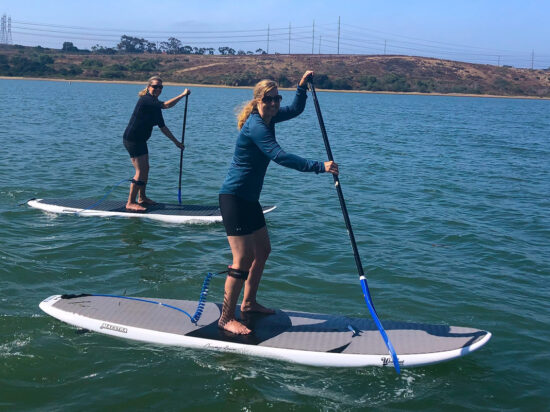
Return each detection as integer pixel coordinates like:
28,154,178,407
123,76,190,211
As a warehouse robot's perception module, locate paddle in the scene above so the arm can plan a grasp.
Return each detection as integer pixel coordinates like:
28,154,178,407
177,94,189,204
308,78,401,374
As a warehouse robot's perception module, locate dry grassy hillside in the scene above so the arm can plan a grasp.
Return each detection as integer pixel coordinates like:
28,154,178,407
1,45,549,97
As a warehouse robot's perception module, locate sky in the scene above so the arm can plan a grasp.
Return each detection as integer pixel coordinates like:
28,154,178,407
2,0,550,68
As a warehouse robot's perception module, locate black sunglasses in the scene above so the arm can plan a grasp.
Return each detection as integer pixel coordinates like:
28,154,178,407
262,95,282,103
150,84,163,90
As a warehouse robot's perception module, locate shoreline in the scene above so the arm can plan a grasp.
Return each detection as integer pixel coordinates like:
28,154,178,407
2,75,549,100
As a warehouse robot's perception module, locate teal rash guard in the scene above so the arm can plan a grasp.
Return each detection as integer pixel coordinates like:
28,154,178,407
220,85,325,202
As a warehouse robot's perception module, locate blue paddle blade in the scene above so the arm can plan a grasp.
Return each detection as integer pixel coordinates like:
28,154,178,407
178,189,182,205
360,277,401,374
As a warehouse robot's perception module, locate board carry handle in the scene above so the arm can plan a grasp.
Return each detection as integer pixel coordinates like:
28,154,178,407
178,94,189,205
308,77,401,373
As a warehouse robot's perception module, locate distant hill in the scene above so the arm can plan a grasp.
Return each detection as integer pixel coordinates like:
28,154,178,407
1,44,549,98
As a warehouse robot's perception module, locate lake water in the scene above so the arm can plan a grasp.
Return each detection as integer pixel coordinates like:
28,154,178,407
1,78,549,411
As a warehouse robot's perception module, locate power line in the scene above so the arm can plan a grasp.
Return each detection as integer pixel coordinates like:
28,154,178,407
5,18,548,68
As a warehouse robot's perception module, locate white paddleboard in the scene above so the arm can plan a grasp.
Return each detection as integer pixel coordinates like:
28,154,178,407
28,198,276,224
39,294,491,368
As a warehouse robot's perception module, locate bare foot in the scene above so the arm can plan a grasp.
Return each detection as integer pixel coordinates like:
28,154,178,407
126,202,147,212
138,197,157,205
241,301,275,314
219,319,251,335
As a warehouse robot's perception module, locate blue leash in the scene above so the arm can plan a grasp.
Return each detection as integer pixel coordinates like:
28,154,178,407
93,270,224,325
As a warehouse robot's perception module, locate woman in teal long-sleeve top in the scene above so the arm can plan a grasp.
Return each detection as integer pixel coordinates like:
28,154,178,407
218,70,339,334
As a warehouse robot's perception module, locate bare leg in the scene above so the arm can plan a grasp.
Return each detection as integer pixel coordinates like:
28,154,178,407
134,154,156,205
218,234,255,334
126,154,148,211
219,276,250,335
241,226,275,314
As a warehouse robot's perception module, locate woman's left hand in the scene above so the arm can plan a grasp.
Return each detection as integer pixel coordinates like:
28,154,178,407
324,161,339,175
181,88,191,97
175,141,185,150
299,70,314,87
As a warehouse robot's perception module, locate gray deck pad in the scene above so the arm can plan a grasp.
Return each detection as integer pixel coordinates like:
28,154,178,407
48,295,489,356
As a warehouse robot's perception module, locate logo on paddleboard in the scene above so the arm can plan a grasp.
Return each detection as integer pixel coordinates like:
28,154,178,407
381,357,404,367
100,322,128,334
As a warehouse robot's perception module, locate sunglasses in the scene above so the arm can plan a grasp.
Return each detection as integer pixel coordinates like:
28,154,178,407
150,84,163,90
262,95,282,103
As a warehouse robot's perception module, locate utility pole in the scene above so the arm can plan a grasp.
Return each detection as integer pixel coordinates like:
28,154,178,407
337,16,341,54
312,20,315,54
531,49,534,69
7,16,11,44
288,22,291,54
384,40,387,55
267,24,270,54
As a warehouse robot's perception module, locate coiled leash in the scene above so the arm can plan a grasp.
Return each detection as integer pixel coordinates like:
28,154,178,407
88,270,227,325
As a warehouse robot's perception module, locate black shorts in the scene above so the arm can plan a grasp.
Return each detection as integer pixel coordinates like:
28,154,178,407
123,139,148,158
219,194,266,236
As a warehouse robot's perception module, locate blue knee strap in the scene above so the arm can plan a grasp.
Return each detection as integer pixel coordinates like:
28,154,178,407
227,267,249,280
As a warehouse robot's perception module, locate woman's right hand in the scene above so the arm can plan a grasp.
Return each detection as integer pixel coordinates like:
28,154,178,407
299,70,314,87
181,88,191,97
324,161,339,175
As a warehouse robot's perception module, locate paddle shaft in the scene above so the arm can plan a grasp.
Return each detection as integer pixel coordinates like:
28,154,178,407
308,79,400,373
178,94,189,204
308,81,367,291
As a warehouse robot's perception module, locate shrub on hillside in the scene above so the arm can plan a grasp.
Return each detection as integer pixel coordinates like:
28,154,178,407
359,75,381,91
314,74,333,89
128,58,159,72
9,55,55,75
331,79,352,90
81,58,104,68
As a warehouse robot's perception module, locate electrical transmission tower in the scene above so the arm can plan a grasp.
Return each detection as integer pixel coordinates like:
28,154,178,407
1,15,6,44
1,14,13,45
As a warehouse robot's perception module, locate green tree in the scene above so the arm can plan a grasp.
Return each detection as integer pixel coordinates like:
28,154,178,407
181,45,193,54
117,35,149,53
91,44,117,54
218,46,236,55
62,42,79,52
160,37,182,54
